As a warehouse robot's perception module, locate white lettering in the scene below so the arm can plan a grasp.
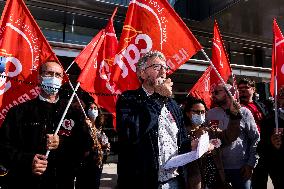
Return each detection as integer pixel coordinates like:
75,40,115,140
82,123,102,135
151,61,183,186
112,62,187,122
0,113,4,120
99,60,110,80
135,34,153,54
114,33,153,78
114,54,128,78
29,88,39,98
122,44,140,72
6,57,22,77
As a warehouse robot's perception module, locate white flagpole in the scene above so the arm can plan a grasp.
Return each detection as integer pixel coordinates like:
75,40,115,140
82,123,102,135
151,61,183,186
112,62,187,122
274,75,279,133
64,61,88,119
46,82,81,157
201,49,242,115
66,61,75,73
67,79,87,118
273,26,279,133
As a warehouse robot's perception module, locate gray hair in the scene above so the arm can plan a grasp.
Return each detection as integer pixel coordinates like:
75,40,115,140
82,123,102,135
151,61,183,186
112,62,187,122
136,50,166,72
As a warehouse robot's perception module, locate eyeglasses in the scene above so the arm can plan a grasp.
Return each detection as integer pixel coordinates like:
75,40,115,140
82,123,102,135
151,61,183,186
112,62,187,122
211,89,225,95
42,71,63,79
191,109,206,114
145,64,170,71
238,86,251,90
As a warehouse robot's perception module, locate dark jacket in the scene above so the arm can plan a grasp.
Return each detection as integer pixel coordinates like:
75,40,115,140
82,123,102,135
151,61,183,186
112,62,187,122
116,88,190,189
0,97,92,189
251,99,272,157
261,111,284,165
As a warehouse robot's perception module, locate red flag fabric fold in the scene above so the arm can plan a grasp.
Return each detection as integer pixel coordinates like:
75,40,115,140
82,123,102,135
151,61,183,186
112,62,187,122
75,8,119,128
189,21,233,108
189,66,212,108
111,0,202,92
270,19,284,97
77,29,106,87
210,20,232,90
0,0,61,126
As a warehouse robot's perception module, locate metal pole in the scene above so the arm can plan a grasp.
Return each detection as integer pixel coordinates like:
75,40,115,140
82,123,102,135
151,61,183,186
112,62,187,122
201,49,242,115
274,75,279,133
46,82,81,157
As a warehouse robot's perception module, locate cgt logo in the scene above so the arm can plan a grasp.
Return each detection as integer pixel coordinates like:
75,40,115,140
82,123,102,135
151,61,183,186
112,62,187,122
0,49,22,95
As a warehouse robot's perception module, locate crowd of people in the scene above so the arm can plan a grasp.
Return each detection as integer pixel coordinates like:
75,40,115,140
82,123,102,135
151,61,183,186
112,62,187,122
0,50,283,189
0,62,110,189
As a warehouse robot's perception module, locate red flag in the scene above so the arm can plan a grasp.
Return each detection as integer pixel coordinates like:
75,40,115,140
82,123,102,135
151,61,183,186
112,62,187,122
76,8,119,128
77,29,105,88
270,19,284,97
111,0,202,92
0,0,61,126
189,66,212,108
210,20,232,90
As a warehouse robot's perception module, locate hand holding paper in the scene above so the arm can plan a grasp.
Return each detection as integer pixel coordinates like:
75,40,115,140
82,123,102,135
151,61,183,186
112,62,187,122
164,132,210,169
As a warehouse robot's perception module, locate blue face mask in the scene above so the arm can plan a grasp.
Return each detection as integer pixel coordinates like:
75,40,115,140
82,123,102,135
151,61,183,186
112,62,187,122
88,109,99,120
191,114,206,126
41,76,62,95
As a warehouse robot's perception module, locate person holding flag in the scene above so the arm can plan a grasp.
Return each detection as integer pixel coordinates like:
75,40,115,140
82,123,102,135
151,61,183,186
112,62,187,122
207,84,259,189
183,96,241,189
0,61,93,189
251,19,284,189
267,86,284,189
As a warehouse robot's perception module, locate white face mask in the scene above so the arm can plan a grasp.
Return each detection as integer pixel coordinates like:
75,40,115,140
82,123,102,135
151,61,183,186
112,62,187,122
88,109,98,120
191,114,206,126
41,76,62,95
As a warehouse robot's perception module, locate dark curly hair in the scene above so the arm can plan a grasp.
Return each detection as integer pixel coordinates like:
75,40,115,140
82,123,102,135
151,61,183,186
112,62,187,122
183,95,207,126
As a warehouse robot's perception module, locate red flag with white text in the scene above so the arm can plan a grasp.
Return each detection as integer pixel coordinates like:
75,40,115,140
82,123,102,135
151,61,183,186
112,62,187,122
0,0,61,126
111,0,202,92
189,66,213,108
270,19,284,97
75,9,119,128
210,20,232,90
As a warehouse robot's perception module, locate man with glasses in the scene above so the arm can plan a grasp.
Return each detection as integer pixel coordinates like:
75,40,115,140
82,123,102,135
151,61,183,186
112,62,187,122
237,78,271,189
238,78,268,133
207,84,260,189
116,51,190,189
0,61,93,189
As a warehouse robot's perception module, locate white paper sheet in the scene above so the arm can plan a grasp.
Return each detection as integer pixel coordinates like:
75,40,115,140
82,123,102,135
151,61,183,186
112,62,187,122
197,132,210,158
164,132,210,169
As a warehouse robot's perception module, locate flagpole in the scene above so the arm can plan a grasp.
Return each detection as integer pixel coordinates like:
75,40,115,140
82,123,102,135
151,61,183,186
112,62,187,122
273,19,279,133
111,7,118,20
64,61,88,119
68,80,88,118
66,61,75,73
201,49,241,115
46,82,81,157
274,75,279,133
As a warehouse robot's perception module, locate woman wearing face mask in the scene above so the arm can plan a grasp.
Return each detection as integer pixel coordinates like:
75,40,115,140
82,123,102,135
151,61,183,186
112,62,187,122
184,96,240,189
76,102,104,189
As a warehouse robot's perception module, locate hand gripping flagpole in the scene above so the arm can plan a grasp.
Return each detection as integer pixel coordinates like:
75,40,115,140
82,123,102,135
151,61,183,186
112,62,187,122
46,82,81,157
201,49,242,116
